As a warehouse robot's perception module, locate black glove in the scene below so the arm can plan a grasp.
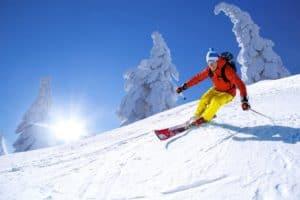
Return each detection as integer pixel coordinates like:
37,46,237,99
241,96,250,111
176,83,188,94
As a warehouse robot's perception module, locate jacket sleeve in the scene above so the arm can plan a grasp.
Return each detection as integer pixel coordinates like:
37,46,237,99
185,67,210,88
225,67,248,98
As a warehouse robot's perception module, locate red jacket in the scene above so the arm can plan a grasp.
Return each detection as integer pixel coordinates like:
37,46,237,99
186,57,247,98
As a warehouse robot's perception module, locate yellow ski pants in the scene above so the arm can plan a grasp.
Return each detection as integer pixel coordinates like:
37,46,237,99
194,87,234,121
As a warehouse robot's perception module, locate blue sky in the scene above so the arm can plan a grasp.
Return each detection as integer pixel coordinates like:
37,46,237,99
0,0,299,152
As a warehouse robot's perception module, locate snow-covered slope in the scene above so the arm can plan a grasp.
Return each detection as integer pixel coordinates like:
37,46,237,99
1,75,300,200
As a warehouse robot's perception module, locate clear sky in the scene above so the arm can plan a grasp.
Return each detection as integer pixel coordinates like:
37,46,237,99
0,0,299,152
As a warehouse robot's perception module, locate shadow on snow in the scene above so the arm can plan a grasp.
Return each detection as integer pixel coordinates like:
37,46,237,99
165,122,300,149
211,122,300,144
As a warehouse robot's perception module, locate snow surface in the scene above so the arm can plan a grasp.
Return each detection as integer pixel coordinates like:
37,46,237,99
1,75,300,199
215,2,290,84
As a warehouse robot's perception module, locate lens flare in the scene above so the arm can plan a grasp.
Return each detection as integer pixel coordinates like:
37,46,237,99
51,118,87,142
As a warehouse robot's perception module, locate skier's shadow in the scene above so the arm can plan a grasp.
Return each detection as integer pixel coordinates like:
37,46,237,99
210,122,300,144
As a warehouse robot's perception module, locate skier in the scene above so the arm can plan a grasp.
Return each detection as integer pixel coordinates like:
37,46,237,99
176,48,251,126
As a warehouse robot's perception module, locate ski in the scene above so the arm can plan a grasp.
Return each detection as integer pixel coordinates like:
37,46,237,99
154,121,197,140
154,116,211,140
154,115,217,141
154,123,189,140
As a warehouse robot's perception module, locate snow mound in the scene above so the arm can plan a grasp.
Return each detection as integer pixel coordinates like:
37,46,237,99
1,75,300,199
215,2,290,84
117,32,179,126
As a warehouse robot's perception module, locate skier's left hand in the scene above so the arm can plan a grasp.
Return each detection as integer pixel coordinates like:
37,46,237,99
241,97,250,111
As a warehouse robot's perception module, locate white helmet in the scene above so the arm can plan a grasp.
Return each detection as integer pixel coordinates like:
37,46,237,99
206,48,219,63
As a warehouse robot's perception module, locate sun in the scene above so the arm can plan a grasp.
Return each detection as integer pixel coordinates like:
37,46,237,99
51,118,88,142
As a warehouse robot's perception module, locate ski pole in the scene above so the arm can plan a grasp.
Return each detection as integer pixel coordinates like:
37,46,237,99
180,93,186,100
250,108,274,122
176,85,187,100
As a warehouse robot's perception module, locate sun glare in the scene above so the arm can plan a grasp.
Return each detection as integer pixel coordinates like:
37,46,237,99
51,118,88,142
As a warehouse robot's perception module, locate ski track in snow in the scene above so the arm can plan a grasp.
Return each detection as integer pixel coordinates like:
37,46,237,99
1,75,300,199
161,175,228,195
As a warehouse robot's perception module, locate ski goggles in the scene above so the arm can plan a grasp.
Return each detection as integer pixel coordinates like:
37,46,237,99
207,60,217,66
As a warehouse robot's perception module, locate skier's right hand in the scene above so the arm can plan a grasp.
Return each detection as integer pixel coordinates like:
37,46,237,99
176,83,188,94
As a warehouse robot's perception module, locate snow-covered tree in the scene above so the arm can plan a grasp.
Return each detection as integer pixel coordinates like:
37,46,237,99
0,135,8,156
14,77,57,152
214,2,290,84
117,32,179,126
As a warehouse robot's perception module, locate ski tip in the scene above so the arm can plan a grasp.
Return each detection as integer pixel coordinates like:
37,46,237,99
154,130,169,140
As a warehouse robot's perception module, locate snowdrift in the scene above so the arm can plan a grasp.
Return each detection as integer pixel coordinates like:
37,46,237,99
1,75,300,200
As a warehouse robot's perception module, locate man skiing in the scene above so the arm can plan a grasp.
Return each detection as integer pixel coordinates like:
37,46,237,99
176,48,251,126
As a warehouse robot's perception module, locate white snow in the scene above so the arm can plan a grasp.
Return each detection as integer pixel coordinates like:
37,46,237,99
1,75,300,199
117,31,179,126
215,2,290,84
